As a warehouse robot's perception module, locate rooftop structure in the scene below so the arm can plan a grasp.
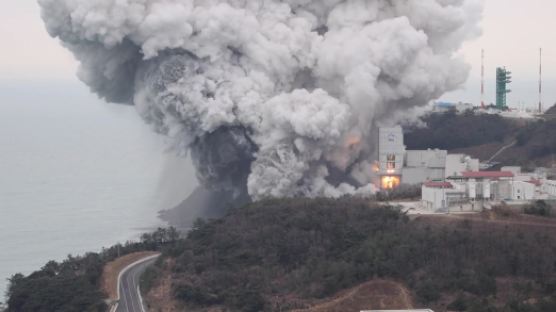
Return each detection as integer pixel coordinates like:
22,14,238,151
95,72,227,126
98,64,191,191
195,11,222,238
460,171,515,179
423,181,453,188
422,166,556,213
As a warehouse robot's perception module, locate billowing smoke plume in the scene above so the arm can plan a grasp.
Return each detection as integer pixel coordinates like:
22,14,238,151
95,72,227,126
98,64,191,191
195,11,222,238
39,0,482,201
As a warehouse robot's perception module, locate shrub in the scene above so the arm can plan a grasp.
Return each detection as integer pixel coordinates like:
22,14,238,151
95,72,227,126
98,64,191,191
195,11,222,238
415,279,442,303
524,200,552,217
405,110,514,150
447,295,469,311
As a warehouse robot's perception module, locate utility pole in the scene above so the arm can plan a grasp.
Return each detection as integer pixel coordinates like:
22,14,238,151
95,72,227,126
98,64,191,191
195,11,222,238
539,48,543,114
481,49,485,108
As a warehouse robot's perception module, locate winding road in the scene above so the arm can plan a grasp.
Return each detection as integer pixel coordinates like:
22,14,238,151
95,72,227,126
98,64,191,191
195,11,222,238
114,254,160,312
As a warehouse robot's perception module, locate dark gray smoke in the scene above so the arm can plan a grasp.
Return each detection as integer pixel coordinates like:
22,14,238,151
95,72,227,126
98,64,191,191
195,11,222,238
39,0,482,203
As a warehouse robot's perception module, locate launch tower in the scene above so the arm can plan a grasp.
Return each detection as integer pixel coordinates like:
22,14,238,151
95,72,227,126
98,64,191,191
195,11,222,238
496,67,512,109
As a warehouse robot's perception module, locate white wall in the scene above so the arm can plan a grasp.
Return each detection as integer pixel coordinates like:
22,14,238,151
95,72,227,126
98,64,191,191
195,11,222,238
422,186,446,211
512,181,536,200
445,155,467,177
467,180,477,199
496,180,513,200
422,186,455,211
460,179,493,200
406,150,447,168
402,167,445,185
422,186,469,211
542,180,556,198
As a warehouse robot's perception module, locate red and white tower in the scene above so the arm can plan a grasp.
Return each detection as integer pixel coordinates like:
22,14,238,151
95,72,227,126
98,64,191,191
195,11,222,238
481,49,485,109
539,48,543,114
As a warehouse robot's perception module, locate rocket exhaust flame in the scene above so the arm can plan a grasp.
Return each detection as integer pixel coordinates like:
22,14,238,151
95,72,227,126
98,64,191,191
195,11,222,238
39,0,482,204
381,176,401,190
345,135,362,148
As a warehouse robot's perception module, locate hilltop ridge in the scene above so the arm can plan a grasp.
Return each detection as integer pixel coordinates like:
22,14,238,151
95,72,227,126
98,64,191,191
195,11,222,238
405,109,556,169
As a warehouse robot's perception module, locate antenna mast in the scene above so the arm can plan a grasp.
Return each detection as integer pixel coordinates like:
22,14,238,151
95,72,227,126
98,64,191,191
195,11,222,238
539,48,543,114
481,49,485,108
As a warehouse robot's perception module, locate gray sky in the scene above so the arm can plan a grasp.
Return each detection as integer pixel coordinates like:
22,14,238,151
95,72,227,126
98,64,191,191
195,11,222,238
445,0,556,109
1,0,555,109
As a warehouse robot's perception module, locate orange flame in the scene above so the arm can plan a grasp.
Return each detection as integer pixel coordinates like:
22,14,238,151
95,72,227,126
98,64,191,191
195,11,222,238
345,135,361,149
381,176,400,190
372,162,380,173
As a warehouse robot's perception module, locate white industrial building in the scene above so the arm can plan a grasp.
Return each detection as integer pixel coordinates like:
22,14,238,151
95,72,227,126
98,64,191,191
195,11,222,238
421,169,555,212
377,127,479,190
402,150,447,184
377,126,556,212
542,180,556,197
421,181,466,211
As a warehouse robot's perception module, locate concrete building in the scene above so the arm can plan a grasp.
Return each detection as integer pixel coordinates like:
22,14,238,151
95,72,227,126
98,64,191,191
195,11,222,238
377,126,479,190
420,169,555,212
511,181,536,201
456,171,515,200
375,126,552,210
541,180,556,198
402,150,447,184
421,181,467,211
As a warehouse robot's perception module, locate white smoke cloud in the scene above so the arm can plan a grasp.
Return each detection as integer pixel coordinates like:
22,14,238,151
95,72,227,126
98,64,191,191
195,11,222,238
39,0,482,201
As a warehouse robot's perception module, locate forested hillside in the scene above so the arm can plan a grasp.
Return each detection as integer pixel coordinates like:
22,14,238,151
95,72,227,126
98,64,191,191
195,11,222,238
405,110,516,150
144,198,556,312
405,110,556,168
515,119,556,159
7,198,556,312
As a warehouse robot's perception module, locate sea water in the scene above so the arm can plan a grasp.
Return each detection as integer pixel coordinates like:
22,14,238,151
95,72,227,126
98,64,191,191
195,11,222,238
0,81,197,301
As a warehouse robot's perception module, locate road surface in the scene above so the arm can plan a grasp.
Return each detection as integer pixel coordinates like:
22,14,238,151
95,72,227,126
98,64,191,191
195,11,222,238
487,140,516,163
115,254,160,312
